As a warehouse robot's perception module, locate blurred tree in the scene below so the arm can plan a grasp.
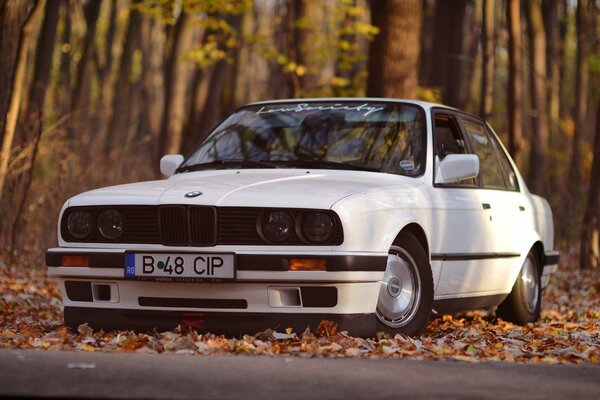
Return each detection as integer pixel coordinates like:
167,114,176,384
569,0,590,192
366,0,421,98
425,0,468,108
525,0,550,196
157,11,193,161
181,12,243,153
480,0,495,119
0,0,45,205
506,0,524,168
8,0,60,253
70,0,101,113
104,0,143,154
542,0,561,133
0,0,33,139
580,99,600,269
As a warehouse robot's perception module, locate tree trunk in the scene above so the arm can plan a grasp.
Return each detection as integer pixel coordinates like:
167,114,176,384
9,0,59,254
366,0,421,98
136,16,162,153
568,0,590,191
293,0,321,95
480,0,495,119
70,0,101,112
579,99,600,269
558,0,569,119
506,0,523,168
525,0,550,196
542,0,560,133
419,0,435,87
427,0,467,107
0,0,46,204
0,0,32,141
57,0,71,113
22,0,59,142
157,12,193,161
181,13,243,154
104,0,142,154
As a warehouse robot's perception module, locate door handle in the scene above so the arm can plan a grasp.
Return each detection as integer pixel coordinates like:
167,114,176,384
482,203,491,210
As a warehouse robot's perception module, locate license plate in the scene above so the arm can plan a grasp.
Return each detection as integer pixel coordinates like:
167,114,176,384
125,252,235,282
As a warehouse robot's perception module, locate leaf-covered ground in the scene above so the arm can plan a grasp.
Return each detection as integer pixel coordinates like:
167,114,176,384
1,260,598,364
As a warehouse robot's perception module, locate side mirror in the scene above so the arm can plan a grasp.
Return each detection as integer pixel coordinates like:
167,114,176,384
435,154,479,184
160,154,184,177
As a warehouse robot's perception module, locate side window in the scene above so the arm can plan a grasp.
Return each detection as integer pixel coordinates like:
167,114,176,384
461,119,509,189
486,125,519,191
433,113,476,186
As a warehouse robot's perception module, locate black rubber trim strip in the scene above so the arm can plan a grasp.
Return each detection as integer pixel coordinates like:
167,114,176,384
431,252,521,261
139,297,248,309
46,250,387,272
433,294,508,314
544,251,560,266
63,307,377,337
237,254,387,271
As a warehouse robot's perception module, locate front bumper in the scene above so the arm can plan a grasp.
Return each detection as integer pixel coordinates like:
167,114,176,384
47,248,385,335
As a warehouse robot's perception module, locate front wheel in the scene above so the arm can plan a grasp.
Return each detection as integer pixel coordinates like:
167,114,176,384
376,233,434,337
496,250,541,324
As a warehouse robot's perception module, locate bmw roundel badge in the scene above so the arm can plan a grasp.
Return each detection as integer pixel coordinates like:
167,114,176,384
184,191,203,198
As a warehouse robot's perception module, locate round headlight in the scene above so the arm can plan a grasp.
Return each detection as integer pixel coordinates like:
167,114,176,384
301,212,334,243
261,211,293,243
67,211,92,239
97,210,123,239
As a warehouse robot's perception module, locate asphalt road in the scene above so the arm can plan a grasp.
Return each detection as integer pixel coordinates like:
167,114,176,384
0,349,599,399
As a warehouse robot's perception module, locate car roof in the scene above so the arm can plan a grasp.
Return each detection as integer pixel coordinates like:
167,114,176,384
246,97,458,112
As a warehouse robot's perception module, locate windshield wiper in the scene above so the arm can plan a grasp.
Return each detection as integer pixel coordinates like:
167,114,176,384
269,159,381,172
176,159,278,173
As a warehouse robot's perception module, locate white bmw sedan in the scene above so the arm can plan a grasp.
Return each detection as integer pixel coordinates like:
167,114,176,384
46,99,559,336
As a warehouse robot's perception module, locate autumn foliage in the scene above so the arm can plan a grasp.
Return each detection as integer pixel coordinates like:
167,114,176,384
1,262,598,364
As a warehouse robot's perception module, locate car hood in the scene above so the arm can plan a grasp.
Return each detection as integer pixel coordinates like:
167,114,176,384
67,169,420,209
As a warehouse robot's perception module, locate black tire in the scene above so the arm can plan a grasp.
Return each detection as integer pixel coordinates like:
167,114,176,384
496,250,541,325
375,232,434,337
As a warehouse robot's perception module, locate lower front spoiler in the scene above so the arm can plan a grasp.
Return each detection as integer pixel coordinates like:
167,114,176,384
64,307,377,337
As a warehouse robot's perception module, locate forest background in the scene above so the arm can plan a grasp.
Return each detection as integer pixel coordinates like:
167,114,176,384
0,0,599,271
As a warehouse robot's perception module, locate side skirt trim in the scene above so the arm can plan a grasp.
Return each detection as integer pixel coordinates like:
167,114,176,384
431,252,520,261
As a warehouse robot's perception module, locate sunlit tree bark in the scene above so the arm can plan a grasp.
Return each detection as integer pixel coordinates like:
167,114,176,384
580,99,600,269
569,0,590,191
525,0,550,196
506,0,523,168
0,0,32,140
70,0,101,112
480,0,495,119
157,11,193,161
0,0,46,204
366,0,421,98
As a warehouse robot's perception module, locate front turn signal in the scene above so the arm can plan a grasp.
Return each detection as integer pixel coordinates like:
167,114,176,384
61,255,89,267
289,258,326,271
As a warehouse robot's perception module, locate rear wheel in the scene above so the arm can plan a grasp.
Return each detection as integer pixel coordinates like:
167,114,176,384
496,250,541,324
376,233,433,337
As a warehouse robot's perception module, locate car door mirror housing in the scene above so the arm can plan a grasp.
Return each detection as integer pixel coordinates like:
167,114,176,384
435,154,480,184
160,154,184,177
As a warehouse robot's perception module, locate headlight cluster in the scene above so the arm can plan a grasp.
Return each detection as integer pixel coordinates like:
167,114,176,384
259,210,336,244
65,209,123,240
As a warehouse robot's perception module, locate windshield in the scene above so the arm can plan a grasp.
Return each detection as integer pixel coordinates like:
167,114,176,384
180,101,426,176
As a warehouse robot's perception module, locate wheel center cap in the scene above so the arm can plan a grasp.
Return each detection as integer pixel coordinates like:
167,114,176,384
387,276,402,298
